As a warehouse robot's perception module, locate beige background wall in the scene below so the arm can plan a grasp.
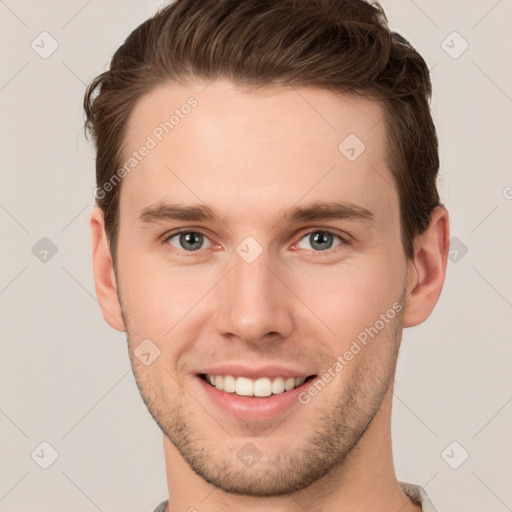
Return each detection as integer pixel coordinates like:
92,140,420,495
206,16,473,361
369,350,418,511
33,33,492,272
1,1,511,510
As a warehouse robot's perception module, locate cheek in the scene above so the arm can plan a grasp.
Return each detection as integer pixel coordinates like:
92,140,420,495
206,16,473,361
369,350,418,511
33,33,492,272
116,246,216,337
291,254,405,343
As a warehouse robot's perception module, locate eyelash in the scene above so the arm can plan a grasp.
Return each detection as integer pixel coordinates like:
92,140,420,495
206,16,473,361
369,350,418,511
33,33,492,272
161,228,349,255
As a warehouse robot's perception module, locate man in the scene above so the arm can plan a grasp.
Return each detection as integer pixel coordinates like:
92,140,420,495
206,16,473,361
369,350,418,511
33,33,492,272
85,0,449,510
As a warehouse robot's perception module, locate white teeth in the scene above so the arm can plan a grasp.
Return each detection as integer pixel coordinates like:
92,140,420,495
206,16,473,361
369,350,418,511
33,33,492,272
214,375,224,391
223,375,236,393
205,374,309,397
235,377,253,396
271,377,285,394
295,376,306,387
284,377,295,391
253,378,272,397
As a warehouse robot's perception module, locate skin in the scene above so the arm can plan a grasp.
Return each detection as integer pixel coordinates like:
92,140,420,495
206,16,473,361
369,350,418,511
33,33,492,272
91,79,449,512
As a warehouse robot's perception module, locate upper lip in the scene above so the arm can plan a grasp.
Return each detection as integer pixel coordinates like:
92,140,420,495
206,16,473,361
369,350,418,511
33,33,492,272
198,363,316,380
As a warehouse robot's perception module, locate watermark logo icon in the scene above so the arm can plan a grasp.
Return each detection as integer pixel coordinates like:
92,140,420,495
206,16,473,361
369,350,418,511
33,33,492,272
237,442,262,468
31,441,59,469
236,236,263,264
31,31,59,59
338,134,366,162
32,237,58,263
134,338,161,366
441,441,469,469
448,237,468,263
441,31,469,59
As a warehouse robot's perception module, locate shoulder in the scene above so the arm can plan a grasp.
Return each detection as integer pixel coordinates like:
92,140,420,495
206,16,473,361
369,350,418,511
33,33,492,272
152,499,168,512
399,481,438,512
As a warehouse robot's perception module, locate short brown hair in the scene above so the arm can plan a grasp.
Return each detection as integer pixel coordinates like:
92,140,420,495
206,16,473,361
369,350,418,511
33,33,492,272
84,0,440,259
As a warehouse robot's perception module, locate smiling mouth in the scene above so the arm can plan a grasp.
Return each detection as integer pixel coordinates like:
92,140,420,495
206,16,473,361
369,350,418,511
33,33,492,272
199,373,317,398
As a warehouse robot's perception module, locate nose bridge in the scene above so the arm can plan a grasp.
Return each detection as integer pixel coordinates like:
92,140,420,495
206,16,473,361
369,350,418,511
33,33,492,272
214,247,294,342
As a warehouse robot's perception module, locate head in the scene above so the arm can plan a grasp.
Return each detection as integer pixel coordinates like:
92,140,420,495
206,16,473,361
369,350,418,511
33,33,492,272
87,0,449,498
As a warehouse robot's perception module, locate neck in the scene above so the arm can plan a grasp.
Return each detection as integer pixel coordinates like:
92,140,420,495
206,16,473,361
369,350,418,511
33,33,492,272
162,388,421,512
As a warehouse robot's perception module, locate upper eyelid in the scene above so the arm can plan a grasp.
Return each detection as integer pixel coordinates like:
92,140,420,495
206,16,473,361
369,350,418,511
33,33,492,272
297,228,348,241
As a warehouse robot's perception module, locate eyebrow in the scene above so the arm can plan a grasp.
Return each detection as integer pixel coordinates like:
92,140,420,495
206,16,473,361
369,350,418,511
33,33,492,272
138,201,374,225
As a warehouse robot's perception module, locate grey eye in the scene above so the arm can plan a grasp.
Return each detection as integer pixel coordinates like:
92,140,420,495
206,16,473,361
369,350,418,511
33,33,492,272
297,231,342,251
168,232,210,251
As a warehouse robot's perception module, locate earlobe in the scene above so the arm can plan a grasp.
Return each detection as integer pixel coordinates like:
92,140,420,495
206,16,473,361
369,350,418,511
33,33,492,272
90,207,126,332
402,206,450,328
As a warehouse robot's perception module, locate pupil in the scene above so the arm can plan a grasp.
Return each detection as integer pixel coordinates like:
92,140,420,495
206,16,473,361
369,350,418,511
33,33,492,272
180,232,203,250
311,231,332,250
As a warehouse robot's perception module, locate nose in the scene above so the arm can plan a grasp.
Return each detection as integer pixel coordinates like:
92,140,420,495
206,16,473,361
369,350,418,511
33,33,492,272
214,250,294,344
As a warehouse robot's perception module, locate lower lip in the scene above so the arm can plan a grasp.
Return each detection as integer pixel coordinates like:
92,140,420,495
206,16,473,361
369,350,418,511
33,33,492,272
196,375,314,421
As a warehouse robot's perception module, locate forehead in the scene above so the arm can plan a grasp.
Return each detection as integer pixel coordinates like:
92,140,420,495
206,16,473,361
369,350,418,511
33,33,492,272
119,80,397,226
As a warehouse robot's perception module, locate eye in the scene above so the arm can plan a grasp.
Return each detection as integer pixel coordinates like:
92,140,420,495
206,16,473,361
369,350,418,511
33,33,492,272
296,230,344,251
166,231,212,252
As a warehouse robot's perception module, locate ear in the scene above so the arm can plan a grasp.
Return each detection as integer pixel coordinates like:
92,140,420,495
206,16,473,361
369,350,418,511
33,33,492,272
402,206,450,328
90,206,126,331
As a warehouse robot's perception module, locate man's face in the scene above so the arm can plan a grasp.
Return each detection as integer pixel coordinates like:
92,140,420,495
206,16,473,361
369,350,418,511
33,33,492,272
114,80,410,495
